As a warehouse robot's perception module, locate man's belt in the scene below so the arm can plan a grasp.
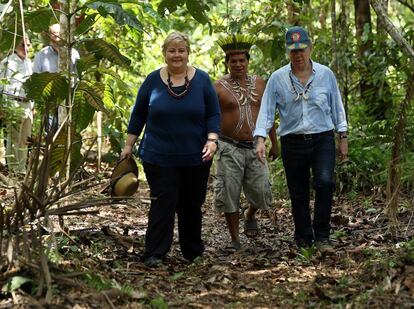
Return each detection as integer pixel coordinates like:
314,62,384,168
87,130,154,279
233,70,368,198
282,130,334,141
219,135,254,149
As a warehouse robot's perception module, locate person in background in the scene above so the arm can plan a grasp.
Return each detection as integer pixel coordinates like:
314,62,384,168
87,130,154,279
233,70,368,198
254,26,348,254
32,23,80,132
0,35,33,175
214,35,277,252
120,31,220,267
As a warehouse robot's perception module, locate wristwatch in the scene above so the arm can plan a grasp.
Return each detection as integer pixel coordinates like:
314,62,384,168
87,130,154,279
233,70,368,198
338,134,347,139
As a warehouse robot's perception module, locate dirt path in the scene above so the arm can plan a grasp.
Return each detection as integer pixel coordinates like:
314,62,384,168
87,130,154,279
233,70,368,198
2,180,414,308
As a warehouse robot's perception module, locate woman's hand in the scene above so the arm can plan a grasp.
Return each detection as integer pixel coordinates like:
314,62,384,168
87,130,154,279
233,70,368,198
202,140,218,162
120,145,133,160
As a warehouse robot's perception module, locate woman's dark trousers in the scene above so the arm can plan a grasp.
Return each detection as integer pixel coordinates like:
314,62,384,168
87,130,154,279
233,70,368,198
142,161,211,261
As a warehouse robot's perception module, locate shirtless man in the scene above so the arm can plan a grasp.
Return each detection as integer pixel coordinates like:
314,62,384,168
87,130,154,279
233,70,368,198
214,35,277,251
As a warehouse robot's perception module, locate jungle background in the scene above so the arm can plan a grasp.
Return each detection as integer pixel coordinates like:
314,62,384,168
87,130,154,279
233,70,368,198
0,0,414,308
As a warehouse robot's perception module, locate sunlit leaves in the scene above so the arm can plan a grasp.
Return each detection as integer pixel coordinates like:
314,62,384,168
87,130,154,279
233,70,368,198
49,126,67,177
75,13,98,36
82,38,131,68
86,1,144,32
23,72,69,103
78,80,109,114
1,276,32,293
73,92,96,133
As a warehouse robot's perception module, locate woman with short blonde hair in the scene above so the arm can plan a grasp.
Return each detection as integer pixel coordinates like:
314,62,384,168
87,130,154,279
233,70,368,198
121,31,220,267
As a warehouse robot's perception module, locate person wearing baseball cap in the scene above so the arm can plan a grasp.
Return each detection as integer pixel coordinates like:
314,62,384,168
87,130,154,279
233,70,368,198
254,26,348,254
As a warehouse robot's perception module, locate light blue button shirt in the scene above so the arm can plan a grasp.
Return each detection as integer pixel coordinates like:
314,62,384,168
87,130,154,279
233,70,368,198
33,46,80,74
254,61,347,137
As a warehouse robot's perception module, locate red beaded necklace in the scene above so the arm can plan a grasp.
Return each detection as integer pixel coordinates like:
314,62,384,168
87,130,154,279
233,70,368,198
166,69,190,99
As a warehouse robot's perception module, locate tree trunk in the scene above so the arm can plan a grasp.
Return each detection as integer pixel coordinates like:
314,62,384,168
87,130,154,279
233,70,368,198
331,0,338,75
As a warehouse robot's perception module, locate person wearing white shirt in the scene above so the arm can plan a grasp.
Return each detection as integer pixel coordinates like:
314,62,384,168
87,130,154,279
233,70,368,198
0,36,33,174
32,23,80,132
254,27,348,254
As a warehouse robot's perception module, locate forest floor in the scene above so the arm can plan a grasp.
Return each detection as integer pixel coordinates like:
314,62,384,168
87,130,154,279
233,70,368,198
1,170,414,308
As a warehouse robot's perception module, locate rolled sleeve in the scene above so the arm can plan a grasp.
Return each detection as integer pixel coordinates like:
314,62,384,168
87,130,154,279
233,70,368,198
328,72,347,132
254,73,277,137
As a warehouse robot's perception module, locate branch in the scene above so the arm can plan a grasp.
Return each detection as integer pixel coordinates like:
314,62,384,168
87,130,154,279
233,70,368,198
370,0,414,61
396,0,414,13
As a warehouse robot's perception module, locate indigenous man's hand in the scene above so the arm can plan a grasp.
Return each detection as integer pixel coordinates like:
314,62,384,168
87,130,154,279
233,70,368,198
338,138,348,161
255,137,266,164
268,144,278,162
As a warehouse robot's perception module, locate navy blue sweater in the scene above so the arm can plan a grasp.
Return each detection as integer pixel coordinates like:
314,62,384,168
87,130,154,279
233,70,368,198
127,68,221,167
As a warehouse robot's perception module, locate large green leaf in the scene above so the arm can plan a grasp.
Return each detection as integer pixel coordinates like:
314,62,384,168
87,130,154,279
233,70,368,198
23,72,69,103
76,54,100,78
78,80,109,114
73,92,96,133
157,0,185,16
86,1,144,32
25,9,53,33
97,68,130,92
186,0,209,25
49,126,68,177
82,38,131,67
75,13,98,36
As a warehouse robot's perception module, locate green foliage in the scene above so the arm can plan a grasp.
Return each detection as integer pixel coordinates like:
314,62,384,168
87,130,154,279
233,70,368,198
1,276,32,294
25,8,53,33
81,38,131,68
86,1,144,32
83,272,114,291
78,80,110,114
150,295,168,309
75,13,98,36
24,72,69,104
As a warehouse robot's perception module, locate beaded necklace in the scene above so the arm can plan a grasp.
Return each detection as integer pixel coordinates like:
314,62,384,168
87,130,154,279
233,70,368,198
289,70,313,102
167,70,190,99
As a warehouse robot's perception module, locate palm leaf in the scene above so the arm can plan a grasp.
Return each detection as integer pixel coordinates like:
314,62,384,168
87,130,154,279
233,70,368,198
86,1,144,32
82,38,131,67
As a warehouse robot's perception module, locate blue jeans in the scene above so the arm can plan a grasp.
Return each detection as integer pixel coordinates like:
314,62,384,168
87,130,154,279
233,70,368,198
281,131,335,244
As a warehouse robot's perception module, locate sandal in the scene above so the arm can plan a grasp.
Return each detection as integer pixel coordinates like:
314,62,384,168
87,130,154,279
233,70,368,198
221,240,241,254
244,218,259,238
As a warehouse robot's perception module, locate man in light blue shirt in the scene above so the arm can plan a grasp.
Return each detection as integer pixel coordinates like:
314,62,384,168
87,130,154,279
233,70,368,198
254,26,348,253
33,23,80,133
